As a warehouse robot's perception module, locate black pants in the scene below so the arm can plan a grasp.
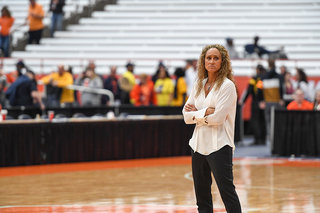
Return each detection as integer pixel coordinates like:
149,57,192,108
250,108,266,144
191,146,242,213
28,29,43,44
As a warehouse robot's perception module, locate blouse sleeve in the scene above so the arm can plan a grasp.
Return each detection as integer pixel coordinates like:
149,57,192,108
182,84,208,124
205,81,237,126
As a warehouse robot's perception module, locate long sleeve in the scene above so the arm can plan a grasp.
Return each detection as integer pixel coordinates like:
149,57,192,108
242,84,253,103
40,73,53,84
56,73,73,87
205,81,237,126
129,85,141,105
182,84,208,125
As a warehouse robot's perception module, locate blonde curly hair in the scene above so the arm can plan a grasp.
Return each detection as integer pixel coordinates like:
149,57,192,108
195,44,238,98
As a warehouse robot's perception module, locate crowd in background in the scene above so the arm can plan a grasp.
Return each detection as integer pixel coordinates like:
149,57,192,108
0,59,198,110
0,57,320,111
239,59,320,144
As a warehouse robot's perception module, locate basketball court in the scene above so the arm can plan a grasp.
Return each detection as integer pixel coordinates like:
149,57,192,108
0,156,319,213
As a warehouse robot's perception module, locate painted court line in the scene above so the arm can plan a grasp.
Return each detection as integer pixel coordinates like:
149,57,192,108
1,157,320,178
0,156,192,177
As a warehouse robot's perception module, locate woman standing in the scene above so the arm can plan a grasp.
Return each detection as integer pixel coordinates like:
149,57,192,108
75,67,103,106
183,44,242,213
154,66,174,106
294,68,311,101
0,6,14,57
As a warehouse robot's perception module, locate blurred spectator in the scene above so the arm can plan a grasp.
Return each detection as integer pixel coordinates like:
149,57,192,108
49,0,65,37
279,65,287,82
130,74,157,106
0,69,7,106
283,71,294,94
154,67,174,106
287,88,313,110
87,60,96,72
257,59,284,138
225,37,240,59
40,64,74,107
64,64,78,105
239,64,266,145
0,6,14,57
151,60,166,83
75,67,103,106
244,36,281,59
26,0,44,44
185,59,197,97
103,66,121,105
283,71,294,105
293,68,311,101
5,60,25,85
171,67,187,106
5,68,44,109
280,65,287,76
119,62,135,104
313,90,320,111
26,69,37,84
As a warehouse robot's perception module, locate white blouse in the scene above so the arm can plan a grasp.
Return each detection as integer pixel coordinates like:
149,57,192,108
182,78,237,155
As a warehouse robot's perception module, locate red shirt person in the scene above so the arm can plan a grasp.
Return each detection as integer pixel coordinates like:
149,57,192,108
0,6,14,57
130,74,157,106
287,88,313,110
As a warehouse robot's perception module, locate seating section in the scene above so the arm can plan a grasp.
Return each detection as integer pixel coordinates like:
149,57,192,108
0,0,91,46
6,0,320,76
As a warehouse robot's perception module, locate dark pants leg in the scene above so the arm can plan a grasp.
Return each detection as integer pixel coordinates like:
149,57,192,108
192,146,242,213
28,29,43,44
28,31,34,44
251,108,266,144
192,149,214,213
0,35,9,57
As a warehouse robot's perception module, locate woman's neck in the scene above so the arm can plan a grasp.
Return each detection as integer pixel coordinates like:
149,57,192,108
207,74,217,84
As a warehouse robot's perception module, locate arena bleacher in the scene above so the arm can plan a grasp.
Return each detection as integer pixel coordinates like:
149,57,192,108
0,0,91,46
1,0,319,78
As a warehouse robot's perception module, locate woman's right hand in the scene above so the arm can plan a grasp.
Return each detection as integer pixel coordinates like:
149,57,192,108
184,104,197,112
205,107,215,116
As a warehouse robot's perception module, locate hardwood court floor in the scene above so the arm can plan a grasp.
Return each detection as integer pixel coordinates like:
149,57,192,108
0,157,320,213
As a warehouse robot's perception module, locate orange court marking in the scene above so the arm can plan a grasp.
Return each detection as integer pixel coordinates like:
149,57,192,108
0,156,192,177
1,157,320,178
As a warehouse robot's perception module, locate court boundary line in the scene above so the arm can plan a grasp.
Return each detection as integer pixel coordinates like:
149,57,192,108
1,157,320,178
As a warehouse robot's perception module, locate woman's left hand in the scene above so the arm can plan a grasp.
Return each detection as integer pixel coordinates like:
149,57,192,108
184,104,197,112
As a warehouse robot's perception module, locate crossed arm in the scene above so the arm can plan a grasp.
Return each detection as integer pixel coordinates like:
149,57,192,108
184,103,215,120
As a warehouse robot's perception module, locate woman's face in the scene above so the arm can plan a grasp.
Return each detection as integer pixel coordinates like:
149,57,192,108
205,48,222,75
284,72,291,81
86,69,94,78
158,68,166,79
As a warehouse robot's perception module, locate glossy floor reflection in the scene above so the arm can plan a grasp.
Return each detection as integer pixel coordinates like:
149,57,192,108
0,157,320,213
